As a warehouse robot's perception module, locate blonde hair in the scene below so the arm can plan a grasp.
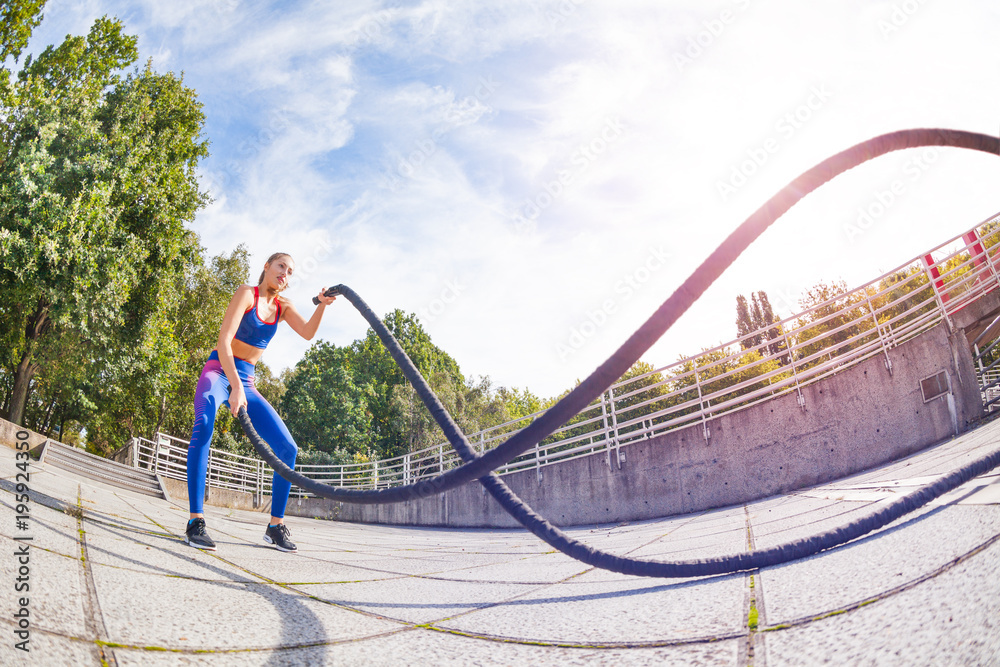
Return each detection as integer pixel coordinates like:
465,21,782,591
258,252,292,295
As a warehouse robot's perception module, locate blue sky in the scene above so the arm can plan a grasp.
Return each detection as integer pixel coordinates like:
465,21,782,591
27,0,1000,397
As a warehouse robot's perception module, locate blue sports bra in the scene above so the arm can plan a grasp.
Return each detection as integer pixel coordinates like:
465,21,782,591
234,286,281,349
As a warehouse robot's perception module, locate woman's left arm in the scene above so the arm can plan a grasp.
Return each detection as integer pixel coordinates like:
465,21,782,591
282,287,338,340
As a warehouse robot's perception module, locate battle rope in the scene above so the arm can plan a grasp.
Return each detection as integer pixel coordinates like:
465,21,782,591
240,128,1000,576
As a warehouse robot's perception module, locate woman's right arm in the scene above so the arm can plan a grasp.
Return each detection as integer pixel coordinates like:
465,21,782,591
216,286,254,417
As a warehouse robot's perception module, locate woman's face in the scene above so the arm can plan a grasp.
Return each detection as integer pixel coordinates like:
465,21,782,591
264,255,295,290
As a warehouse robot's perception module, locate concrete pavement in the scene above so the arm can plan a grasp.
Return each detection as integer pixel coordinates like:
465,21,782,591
2,419,999,665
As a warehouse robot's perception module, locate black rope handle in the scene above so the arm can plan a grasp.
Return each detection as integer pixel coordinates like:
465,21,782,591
311,286,341,305
240,128,1000,576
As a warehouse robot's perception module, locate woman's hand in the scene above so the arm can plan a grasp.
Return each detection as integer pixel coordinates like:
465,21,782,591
316,286,337,306
229,384,248,418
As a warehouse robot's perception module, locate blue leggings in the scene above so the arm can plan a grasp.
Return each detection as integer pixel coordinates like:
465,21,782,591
187,350,298,517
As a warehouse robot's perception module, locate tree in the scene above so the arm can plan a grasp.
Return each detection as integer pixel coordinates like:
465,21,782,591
736,295,762,349
349,310,464,458
0,17,209,432
0,0,46,63
793,280,870,368
282,341,374,457
735,290,784,359
608,360,672,435
388,372,543,458
390,371,461,456
279,310,544,464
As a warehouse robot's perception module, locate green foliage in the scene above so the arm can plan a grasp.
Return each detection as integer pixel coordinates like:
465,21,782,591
615,361,670,414
281,310,544,463
344,309,463,457
792,280,871,368
282,341,375,457
297,447,356,467
388,372,543,458
668,345,780,418
0,15,210,453
735,290,784,358
0,0,45,63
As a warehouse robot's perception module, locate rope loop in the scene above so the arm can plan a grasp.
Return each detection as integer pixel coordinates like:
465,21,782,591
240,128,1000,576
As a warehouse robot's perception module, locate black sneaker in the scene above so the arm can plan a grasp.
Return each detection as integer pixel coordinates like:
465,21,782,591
185,518,217,551
264,523,297,552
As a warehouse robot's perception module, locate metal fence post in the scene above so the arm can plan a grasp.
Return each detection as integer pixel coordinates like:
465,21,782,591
256,460,262,507
535,440,542,483
963,229,999,293
693,367,710,442
600,391,612,467
783,330,806,409
608,387,623,468
866,294,893,374
921,254,953,330
152,437,161,476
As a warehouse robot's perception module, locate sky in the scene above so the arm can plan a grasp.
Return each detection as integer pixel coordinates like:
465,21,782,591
24,0,1000,398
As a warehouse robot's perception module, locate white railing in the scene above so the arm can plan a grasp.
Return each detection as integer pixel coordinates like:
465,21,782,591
981,371,1000,411
128,211,1000,499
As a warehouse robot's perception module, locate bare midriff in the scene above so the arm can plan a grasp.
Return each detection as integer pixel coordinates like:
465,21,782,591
215,337,265,365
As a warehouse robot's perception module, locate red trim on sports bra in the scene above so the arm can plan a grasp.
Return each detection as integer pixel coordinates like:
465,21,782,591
243,285,258,315
258,288,279,325
246,285,279,325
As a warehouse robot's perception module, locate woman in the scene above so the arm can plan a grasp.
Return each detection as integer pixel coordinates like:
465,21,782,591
185,252,337,552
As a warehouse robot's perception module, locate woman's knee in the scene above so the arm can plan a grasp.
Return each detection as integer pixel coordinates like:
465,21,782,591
190,410,217,439
280,440,298,466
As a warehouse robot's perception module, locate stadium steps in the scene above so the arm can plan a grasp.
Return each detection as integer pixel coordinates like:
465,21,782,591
40,440,167,499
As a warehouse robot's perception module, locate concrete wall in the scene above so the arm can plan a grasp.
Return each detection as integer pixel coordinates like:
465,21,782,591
951,286,1000,342
0,418,51,455
285,320,984,528
159,477,272,514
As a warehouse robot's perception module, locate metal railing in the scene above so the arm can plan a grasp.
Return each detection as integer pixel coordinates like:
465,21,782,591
129,432,271,502
980,370,1000,412
127,212,1000,499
